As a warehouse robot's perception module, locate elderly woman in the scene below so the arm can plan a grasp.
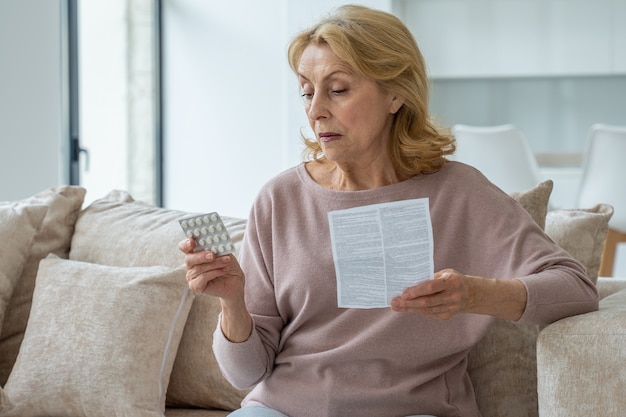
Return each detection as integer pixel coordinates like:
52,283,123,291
180,5,598,417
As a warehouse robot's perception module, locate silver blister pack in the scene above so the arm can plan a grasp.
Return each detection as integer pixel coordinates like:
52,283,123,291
178,212,235,256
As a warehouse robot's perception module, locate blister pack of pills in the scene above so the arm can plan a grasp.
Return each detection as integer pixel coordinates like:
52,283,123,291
178,212,235,256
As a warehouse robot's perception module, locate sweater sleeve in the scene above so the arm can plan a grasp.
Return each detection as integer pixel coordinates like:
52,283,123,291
516,256,599,325
212,314,272,389
211,190,285,389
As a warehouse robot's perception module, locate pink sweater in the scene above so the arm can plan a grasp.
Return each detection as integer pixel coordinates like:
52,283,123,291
213,162,598,417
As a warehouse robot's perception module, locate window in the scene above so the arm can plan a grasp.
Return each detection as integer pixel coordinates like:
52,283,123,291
70,0,161,206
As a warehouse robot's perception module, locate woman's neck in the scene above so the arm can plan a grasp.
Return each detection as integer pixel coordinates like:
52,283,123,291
305,159,401,191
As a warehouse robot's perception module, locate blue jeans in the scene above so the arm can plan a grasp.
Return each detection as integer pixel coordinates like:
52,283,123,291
228,407,437,417
228,408,289,417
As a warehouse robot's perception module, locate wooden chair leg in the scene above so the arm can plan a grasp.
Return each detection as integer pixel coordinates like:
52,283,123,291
599,228,626,277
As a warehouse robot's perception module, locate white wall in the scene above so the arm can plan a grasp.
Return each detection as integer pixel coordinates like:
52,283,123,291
163,0,286,218
397,0,626,78
0,0,67,201
162,0,392,218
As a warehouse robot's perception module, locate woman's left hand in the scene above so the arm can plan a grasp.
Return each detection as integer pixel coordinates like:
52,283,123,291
390,269,472,320
390,269,527,321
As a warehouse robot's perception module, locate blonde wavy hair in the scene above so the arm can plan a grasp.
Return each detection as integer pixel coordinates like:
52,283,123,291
287,5,456,177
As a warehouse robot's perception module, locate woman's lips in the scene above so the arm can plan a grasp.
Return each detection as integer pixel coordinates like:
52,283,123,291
318,132,342,142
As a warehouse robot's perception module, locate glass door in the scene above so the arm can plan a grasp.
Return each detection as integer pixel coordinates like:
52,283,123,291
70,0,161,206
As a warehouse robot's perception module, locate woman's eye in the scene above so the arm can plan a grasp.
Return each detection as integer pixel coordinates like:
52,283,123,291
331,89,346,95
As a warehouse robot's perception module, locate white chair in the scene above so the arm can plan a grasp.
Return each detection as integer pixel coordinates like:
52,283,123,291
451,124,542,194
577,124,626,276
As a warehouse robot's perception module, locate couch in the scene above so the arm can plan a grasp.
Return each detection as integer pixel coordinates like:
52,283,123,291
0,183,624,417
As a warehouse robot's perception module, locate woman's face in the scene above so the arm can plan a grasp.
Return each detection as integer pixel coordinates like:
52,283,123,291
297,43,402,167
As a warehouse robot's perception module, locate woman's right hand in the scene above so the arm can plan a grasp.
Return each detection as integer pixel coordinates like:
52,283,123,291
179,238,252,343
178,238,245,302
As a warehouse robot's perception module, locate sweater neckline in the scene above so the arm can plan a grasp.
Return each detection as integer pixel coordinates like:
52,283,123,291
295,162,427,202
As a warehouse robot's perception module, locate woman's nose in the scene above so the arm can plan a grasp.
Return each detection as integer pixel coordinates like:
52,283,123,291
307,94,330,121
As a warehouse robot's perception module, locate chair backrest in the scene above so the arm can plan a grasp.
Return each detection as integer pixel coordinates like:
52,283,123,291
451,124,542,194
577,124,626,232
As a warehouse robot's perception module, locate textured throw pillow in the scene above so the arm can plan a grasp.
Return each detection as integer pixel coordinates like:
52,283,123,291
509,179,553,230
70,190,250,410
545,203,614,285
0,186,85,385
0,203,47,333
0,255,193,417
468,180,553,417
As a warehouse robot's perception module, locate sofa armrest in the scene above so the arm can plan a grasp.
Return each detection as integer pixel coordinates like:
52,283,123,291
536,288,626,417
597,277,626,299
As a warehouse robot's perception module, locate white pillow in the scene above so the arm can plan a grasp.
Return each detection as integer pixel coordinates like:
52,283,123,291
0,255,193,417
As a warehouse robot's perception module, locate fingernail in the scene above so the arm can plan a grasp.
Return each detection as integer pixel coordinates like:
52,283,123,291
205,252,214,260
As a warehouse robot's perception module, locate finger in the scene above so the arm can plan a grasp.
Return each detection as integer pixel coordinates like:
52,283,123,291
178,238,196,253
185,250,215,270
188,275,209,293
434,270,454,281
401,279,447,300
394,292,446,310
186,255,229,282
391,297,458,320
187,264,231,291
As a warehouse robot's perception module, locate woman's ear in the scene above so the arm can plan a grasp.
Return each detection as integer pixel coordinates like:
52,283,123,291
390,96,404,115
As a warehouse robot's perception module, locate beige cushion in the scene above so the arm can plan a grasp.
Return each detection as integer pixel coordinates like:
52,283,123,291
0,186,85,385
469,180,552,417
537,288,626,416
509,179,553,229
0,203,47,332
0,255,192,417
70,190,250,410
545,203,614,285
70,190,188,268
